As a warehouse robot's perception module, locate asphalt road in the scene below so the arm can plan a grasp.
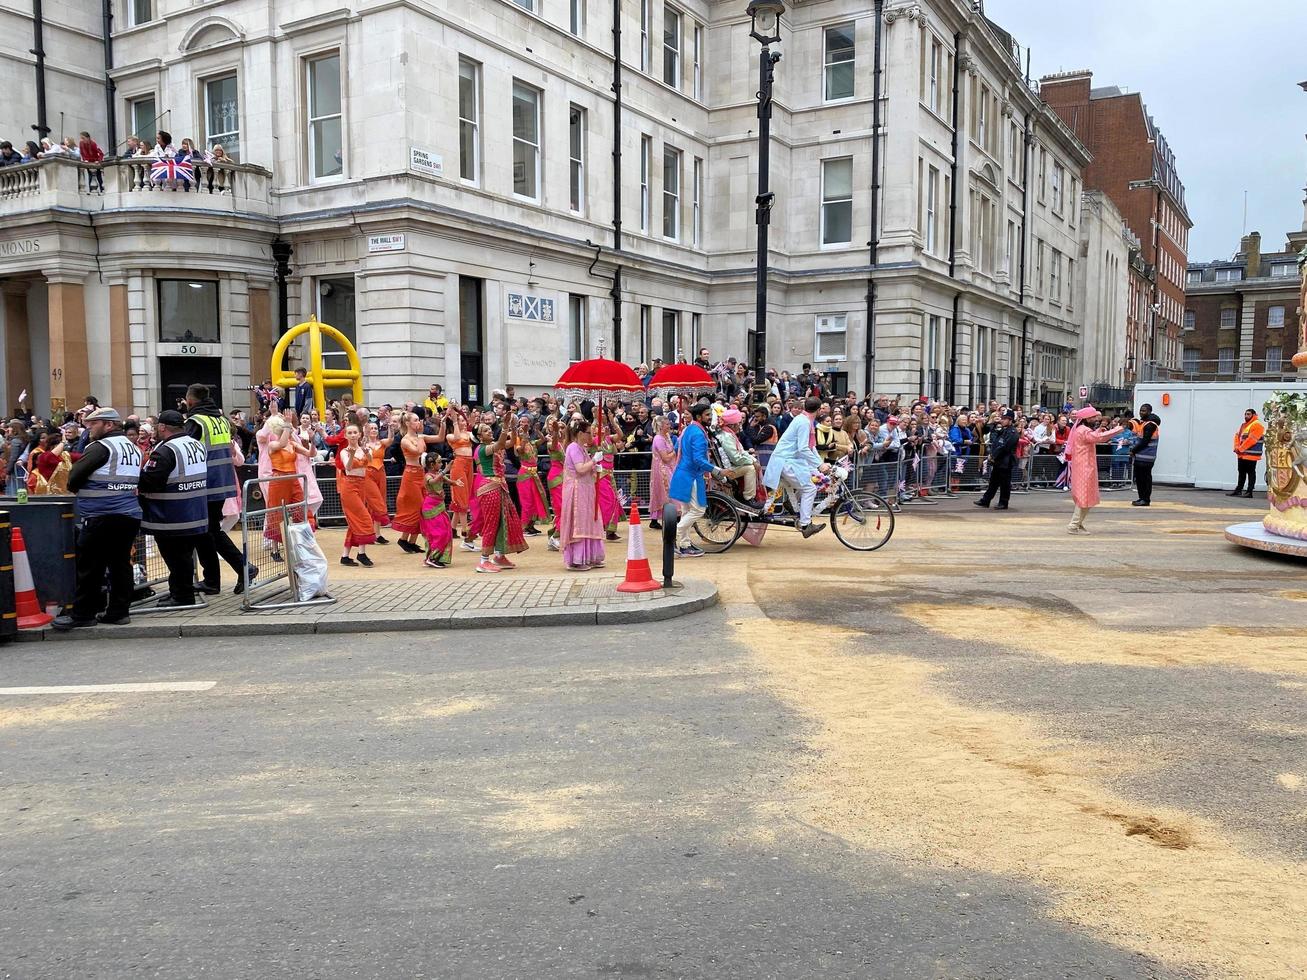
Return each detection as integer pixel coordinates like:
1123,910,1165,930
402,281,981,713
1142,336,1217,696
2,621,1184,980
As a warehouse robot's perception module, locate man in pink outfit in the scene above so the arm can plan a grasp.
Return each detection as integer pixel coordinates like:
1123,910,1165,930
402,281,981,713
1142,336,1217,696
1066,405,1124,534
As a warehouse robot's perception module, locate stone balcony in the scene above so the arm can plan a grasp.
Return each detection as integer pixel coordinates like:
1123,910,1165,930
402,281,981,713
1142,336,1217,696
0,156,273,221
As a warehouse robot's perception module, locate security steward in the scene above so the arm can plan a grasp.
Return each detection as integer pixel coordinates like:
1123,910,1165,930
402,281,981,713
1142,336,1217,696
184,383,257,595
1228,408,1265,498
52,407,142,630
974,409,1020,510
139,410,209,607
1129,403,1161,507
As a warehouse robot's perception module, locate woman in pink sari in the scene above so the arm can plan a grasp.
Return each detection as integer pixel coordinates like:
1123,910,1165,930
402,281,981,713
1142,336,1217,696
1066,405,1123,534
560,419,605,571
595,417,623,541
648,415,677,529
544,417,566,553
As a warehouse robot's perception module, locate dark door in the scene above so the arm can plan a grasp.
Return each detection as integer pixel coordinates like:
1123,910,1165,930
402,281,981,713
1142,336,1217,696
160,356,222,413
459,276,484,406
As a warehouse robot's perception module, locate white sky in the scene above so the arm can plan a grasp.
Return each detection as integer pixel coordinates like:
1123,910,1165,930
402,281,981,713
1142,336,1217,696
985,0,1307,261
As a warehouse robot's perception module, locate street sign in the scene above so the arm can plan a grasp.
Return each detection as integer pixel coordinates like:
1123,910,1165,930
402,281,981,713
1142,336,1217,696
1078,385,1089,399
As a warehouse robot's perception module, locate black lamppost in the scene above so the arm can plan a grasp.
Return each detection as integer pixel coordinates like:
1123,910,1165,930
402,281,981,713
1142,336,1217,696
748,0,784,403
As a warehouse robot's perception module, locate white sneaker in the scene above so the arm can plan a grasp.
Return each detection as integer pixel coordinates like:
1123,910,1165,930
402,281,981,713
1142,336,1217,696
547,537,560,552
461,540,479,552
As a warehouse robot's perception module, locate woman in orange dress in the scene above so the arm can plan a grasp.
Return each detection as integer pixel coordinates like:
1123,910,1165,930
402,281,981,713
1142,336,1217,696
263,416,314,556
446,410,475,539
392,411,446,553
338,424,383,567
365,422,391,544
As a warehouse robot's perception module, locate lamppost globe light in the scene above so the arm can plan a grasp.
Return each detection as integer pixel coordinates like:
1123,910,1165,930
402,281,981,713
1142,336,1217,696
747,0,785,44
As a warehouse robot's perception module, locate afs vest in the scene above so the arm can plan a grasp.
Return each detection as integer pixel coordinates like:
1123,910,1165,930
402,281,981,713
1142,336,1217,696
190,412,237,501
1133,418,1160,462
140,435,209,536
76,434,143,519
1234,417,1265,461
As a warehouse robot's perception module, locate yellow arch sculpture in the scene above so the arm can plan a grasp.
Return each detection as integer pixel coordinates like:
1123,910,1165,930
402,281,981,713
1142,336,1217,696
271,316,364,420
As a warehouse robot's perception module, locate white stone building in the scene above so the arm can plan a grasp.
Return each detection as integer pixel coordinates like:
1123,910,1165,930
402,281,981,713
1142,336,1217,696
1,0,1113,416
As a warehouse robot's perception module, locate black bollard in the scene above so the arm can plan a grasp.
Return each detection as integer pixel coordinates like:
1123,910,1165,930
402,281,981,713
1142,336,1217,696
661,502,683,589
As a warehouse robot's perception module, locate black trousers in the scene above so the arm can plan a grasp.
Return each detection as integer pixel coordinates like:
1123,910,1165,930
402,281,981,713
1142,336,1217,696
72,514,140,621
156,534,204,604
1235,458,1258,492
1134,459,1154,503
979,460,1013,507
194,498,247,587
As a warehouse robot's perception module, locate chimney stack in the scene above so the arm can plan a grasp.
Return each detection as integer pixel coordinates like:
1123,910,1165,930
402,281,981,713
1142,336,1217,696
1239,231,1262,278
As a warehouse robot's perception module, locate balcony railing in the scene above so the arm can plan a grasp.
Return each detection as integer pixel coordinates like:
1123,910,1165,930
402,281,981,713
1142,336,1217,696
0,156,272,217
1145,358,1304,383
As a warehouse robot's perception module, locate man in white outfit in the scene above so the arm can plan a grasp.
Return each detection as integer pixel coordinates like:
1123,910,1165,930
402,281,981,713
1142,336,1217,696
762,396,827,538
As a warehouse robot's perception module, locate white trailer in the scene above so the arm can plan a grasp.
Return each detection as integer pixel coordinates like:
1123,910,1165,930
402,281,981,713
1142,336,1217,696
1132,381,1307,490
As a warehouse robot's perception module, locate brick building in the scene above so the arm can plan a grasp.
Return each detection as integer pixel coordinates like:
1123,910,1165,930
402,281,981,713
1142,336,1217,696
1183,228,1303,380
1039,70,1192,381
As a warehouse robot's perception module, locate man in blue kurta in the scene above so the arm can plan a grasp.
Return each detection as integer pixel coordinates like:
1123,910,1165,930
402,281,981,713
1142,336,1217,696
763,396,827,538
669,401,727,558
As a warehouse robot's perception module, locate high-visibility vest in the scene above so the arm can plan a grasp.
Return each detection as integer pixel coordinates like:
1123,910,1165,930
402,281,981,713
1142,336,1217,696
140,435,209,536
76,434,143,519
189,412,237,501
1134,418,1160,461
1234,416,1265,461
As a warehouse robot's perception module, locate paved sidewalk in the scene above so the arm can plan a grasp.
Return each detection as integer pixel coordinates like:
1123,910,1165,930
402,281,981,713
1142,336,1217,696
17,574,717,642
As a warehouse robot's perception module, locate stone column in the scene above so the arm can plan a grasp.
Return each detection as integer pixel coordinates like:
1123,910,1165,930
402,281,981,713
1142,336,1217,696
108,282,132,410
3,281,33,412
46,275,90,416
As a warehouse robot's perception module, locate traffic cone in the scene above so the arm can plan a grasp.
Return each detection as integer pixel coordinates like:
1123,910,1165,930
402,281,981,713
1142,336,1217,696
11,527,54,630
615,504,661,594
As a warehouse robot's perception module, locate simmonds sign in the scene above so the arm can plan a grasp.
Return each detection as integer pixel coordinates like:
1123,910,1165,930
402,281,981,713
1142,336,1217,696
0,238,43,259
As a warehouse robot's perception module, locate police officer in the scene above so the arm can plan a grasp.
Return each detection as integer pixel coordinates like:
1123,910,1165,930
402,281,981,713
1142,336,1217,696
139,410,209,607
53,407,142,630
184,383,257,594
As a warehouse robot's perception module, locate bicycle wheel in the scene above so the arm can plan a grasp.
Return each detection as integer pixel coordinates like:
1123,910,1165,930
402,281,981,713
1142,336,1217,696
692,492,743,553
830,491,895,551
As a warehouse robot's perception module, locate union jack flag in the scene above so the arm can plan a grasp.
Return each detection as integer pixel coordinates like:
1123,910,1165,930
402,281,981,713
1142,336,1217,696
150,158,194,183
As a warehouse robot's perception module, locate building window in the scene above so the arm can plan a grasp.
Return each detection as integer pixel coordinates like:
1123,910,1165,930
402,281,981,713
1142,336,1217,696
692,24,704,100
815,314,847,360
1051,163,1064,213
569,294,586,362
1005,219,1016,273
639,0,651,72
203,74,240,161
661,309,679,361
1008,122,1020,175
1182,347,1199,374
639,135,652,232
1219,307,1237,328
130,95,157,143
1050,249,1062,302
1183,310,1195,330
1069,178,1078,225
1268,305,1285,327
1217,347,1235,374
158,280,219,344
820,157,853,246
317,277,357,365
692,157,703,246
1267,346,1283,372
690,312,701,355
569,0,584,35
663,7,681,87
1066,258,1074,310
1216,268,1242,282
1187,269,1203,284
927,38,942,114
458,59,480,183
569,105,585,212
824,24,855,102
1038,148,1047,201
307,53,343,180
977,85,988,153
663,146,681,240
1271,263,1297,277
511,81,541,200
1034,239,1044,292
639,305,652,363
512,0,534,11
923,165,938,254
127,0,152,27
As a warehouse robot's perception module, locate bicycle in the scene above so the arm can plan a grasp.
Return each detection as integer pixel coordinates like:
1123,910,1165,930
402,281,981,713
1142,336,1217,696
692,457,895,553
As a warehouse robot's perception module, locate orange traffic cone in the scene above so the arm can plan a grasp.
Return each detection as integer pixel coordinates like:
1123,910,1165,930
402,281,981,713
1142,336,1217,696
615,504,661,594
11,527,54,629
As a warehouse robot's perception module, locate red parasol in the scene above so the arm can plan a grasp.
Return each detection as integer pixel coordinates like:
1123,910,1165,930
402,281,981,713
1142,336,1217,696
554,358,645,404
646,363,716,401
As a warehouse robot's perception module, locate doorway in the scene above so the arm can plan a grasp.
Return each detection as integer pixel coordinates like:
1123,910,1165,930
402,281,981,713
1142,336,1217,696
160,356,223,412
459,276,484,406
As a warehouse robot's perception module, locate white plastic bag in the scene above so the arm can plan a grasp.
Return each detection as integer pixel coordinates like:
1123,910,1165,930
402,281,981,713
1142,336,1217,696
285,521,330,601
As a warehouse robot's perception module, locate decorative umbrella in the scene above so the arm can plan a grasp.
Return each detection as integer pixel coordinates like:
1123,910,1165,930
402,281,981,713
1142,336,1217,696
554,358,645,404
646,363,716,401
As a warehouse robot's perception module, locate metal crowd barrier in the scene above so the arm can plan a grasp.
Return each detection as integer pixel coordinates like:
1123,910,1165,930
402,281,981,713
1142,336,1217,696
846,451,1135,501
239,474,336,612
